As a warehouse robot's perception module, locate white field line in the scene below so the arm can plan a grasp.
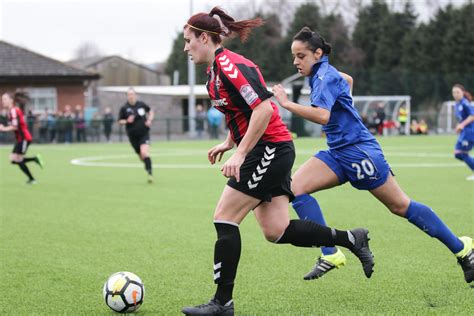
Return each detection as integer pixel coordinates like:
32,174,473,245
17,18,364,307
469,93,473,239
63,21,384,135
70,154,464,169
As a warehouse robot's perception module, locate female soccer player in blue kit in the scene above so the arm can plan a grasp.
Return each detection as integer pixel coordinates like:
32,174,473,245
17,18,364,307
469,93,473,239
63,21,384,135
272,27,473,284
452,84,474,180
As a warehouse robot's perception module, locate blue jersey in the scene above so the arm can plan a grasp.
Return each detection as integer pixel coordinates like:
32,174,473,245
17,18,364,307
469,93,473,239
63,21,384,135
309,56,374,149
455,97,474,140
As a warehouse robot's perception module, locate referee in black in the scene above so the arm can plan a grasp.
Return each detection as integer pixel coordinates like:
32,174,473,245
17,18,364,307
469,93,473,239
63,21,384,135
118,87,155,183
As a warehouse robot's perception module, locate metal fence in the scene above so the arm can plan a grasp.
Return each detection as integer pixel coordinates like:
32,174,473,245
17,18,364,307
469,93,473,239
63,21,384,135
0,117,228,144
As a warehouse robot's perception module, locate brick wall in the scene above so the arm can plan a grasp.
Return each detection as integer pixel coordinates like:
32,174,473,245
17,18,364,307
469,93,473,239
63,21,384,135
0,83,87,112
56,85,87,111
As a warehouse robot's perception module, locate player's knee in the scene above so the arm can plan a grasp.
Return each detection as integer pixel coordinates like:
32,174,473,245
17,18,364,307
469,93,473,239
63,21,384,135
291,182,310,196
264,229,282,242
263,224,287,242
213,208,236,223
455,152,467,161
388,199,410,216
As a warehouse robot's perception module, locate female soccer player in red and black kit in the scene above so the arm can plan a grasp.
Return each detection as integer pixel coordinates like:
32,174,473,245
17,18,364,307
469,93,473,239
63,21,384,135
180,7,375,316
0,91,43,184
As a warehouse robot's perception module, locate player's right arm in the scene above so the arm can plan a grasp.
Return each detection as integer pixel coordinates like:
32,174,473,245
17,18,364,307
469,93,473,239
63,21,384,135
272,84,330,125
118,106,131,125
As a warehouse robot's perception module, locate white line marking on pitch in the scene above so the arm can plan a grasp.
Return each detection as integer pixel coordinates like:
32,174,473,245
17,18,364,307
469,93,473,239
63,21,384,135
71,155,465,169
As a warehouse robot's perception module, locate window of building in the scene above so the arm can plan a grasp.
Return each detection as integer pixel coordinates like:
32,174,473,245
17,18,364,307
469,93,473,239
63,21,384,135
25,87,57,113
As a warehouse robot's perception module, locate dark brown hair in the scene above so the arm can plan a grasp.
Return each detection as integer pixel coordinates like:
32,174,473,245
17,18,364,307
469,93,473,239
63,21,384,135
185,6,263,43
3,90,30,110
293,26,332,55
453,84,473,102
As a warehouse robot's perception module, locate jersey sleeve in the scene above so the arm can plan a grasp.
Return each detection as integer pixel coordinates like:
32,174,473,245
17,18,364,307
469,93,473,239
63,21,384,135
118,106,127,120
468,104,474,116
310,75,339,111
143,103,151,113
218,57,273,109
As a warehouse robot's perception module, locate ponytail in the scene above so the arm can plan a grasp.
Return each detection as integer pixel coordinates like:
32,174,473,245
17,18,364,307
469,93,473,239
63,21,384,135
186,6,263,43
14,91,30,111
209,7,263,42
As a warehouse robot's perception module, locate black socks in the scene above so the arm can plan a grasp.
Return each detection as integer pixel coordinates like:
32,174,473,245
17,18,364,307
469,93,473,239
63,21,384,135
276,220,355,250
23,157,37,163
12,161,34,181
213,222,241,304
143,157,152,175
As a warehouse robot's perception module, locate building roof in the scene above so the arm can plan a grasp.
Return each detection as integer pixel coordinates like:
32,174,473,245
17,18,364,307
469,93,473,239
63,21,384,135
99,85,211,98
66,56,106,70
68,55,162,74
99,85,290,98
0,40,99,80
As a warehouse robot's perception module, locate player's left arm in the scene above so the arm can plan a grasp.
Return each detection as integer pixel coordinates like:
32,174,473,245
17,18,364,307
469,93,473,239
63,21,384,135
456,115,474,133
0,123,17,132
339,71,353,92
0,109,19,131
146,109,154,128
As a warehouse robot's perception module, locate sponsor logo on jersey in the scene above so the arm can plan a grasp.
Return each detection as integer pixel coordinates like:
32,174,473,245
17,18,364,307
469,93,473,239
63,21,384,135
239,84,259,105
211,98,228,107
137,108,146,116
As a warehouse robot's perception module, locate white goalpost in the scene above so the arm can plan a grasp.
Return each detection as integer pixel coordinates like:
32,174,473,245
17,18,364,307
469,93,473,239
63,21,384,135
288,89,412,136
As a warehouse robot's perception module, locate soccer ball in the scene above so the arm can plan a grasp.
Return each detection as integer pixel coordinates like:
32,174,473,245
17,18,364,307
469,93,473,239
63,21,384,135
103,271,145,313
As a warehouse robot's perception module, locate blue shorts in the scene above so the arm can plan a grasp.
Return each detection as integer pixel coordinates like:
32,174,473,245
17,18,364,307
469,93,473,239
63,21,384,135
455,135,474,152
315,141,392,190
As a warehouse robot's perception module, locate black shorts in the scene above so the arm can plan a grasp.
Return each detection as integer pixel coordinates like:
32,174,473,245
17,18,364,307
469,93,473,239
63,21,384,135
227,141,295,202
128,132,150,154
12,140,30,155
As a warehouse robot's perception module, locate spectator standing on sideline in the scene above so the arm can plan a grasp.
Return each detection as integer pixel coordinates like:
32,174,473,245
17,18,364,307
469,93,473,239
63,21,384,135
90,112,102,142
207,106,222,139
397,105,408,135
26,110,36,138
75,112,87,142
196,104,206,138
63,105,74,143
103,107,114,142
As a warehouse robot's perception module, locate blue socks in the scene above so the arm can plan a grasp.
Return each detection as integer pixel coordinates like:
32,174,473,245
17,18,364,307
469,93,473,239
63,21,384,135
292,195,464,255
406,200,463,254
455,152,474,170
292,194,337,255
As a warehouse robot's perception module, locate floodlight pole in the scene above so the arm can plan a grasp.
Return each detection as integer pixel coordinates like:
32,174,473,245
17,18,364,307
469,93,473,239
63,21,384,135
187,0,196,138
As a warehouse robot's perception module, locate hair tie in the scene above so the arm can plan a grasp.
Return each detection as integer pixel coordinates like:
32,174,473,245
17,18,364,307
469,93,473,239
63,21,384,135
186,23,220,35
210,14,229,37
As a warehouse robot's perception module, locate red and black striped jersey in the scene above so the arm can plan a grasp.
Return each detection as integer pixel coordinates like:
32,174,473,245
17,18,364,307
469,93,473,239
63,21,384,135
8,107,32,142
206,48,292,145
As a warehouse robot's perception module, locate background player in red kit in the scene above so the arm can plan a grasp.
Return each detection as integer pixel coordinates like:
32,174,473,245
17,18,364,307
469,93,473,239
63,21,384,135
0,91,43,184
180,7,374,316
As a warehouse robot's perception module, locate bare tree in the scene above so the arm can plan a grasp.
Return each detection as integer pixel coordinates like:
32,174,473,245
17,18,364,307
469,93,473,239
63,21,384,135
424,0,443,19
73,42,102,59
316,0,342,16
263,0,298,34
